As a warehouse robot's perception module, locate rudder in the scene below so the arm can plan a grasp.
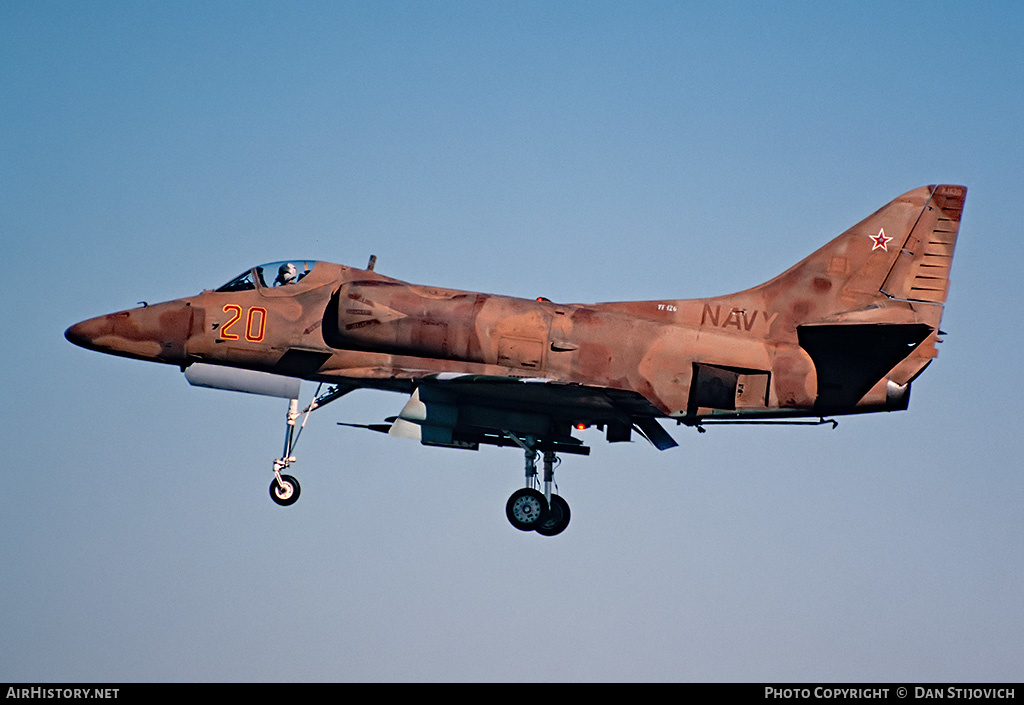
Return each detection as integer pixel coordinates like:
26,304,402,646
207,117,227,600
879,184,966,305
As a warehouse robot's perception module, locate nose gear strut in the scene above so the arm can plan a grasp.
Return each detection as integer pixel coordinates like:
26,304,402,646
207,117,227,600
268,383,352,506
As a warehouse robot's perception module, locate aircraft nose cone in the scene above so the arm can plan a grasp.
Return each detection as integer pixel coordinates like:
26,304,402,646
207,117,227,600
65,302,192,363
64,317,105,350
64,322,83,346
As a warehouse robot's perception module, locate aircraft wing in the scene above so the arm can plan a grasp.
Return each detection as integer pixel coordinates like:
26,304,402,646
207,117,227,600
341,373,679,452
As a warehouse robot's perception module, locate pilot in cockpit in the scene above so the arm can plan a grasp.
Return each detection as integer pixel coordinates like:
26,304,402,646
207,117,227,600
274,262,298,286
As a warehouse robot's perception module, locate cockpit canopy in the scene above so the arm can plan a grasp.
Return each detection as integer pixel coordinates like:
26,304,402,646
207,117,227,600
216,261,318,293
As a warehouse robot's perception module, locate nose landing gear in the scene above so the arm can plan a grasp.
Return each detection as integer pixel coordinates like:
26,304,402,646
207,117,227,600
267,384,352,506
270,473,300,506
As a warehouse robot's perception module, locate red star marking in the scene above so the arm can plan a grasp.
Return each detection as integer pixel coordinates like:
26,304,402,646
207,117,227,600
870,228,893,251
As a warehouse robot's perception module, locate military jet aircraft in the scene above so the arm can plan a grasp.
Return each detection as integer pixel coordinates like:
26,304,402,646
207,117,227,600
65,184,966,536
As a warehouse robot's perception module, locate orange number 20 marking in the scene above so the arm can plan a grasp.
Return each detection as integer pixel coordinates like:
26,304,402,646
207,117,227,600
246,307,267,342
220,305,267,342
221,304,243,340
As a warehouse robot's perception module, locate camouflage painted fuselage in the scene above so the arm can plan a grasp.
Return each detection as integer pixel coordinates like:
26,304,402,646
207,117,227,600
66,185,965,431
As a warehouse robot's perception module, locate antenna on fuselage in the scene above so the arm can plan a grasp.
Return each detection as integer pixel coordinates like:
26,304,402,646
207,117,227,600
367,254,377,271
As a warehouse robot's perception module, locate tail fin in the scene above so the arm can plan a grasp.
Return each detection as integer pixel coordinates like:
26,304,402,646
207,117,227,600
878,185,965,304
760,184,966,407
751,184,966,323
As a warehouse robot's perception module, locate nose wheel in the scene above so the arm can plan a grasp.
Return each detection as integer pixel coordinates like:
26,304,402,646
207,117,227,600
270,474,301,506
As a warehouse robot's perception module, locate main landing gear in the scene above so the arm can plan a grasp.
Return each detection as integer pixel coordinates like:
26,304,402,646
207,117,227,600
264,389,573,536
268,384,351,507
504,437,571,537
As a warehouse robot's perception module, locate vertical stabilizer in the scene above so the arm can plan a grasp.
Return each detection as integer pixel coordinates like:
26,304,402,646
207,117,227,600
879,185,966,304
739,184,967,327
684,185,968,413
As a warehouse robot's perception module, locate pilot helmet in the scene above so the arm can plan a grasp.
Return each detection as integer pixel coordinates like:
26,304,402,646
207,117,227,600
276,263,298,285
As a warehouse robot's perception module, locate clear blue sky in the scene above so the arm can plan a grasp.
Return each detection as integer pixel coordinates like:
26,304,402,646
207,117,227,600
2,0,1021,682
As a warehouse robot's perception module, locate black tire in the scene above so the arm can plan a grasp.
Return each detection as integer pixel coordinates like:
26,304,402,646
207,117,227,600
534,494,571,536
505,488,547,531
270,474,301,506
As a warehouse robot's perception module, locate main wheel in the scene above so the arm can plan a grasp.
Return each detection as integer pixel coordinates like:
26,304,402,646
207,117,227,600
270,474,301,506
506,488,547,531
534,494,571,536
